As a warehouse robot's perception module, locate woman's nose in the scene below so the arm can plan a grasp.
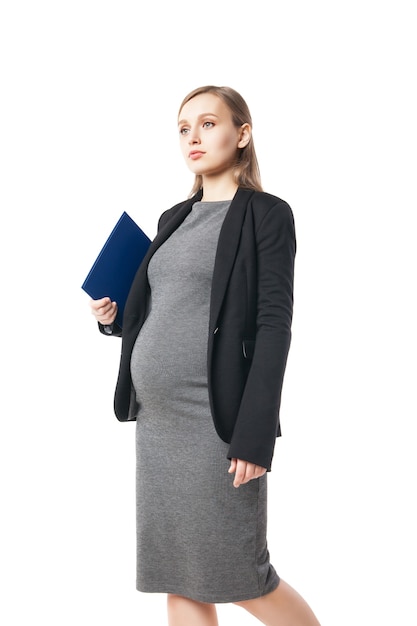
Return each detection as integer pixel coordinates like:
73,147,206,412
188,130,201,144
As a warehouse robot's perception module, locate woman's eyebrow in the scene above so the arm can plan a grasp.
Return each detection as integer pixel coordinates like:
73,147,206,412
178,113,219,126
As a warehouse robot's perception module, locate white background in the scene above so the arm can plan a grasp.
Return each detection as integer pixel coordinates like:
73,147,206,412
1,1,416,624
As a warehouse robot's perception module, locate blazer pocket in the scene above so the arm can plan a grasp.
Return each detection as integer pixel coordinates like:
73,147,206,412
242,339,255,360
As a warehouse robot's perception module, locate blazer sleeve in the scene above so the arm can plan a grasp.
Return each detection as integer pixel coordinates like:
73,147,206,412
227,200,296,471
98,321,123,337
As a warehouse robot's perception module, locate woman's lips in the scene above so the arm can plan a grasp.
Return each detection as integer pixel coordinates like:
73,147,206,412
189,151,205,160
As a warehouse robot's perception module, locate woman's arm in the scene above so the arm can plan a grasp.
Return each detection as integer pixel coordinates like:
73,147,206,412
227,199,296,471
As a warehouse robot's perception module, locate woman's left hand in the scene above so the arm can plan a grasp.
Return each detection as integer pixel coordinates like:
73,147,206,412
228,458,267,488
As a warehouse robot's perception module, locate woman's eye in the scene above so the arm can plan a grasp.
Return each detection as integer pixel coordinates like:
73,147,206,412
180,128,189,135
203,121,214,128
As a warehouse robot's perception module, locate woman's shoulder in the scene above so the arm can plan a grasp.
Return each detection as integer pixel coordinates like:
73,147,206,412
157,198,190,230
251,190,291,209
250,190,294,223
158,191,203,230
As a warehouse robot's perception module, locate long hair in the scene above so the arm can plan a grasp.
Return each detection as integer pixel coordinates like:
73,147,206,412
178,86,263,197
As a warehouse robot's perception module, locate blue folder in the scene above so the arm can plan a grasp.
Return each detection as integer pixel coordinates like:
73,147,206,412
81,212,151,327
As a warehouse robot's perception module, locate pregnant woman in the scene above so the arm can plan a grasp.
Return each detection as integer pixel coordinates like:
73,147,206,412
90,85,320,626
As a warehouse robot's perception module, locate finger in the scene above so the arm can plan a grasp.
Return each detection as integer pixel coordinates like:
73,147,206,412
242,462,257,484
90,297,111,312
246,463,267,481
233,461,267,487
91,301,112,318
254,465,267,479
91,304,111,319
101,302,118,324
228,458,237,474
233,459,248,488
93,301,118,324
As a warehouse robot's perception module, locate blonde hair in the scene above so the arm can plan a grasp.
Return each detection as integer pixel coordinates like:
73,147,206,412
178,85,263,197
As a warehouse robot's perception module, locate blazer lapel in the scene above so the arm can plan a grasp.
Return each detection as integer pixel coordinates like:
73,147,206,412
209,187,255,332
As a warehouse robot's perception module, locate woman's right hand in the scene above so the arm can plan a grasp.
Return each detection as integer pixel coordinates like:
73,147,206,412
90,297,118,325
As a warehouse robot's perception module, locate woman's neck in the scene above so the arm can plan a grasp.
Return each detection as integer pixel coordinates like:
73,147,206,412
200,175,238,202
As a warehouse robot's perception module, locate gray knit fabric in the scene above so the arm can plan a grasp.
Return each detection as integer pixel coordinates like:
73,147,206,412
130,200,279,603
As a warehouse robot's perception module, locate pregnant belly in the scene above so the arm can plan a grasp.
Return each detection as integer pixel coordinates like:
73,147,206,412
130,312,209,406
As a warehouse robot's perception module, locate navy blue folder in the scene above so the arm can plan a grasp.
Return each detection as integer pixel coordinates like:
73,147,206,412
81,212,151,327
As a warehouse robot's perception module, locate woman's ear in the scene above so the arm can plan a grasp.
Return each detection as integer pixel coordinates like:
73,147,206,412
237,123,251,149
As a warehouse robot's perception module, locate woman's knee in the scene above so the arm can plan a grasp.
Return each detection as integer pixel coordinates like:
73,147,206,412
167,593,216,612
233,582,321,626
233,598,251,609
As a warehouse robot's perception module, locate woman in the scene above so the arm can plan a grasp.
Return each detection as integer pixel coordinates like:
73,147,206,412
91,86,320,625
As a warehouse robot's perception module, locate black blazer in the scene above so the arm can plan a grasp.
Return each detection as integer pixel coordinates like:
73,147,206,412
105,187,296,471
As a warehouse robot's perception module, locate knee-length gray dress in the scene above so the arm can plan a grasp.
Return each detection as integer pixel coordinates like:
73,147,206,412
130,200,279,603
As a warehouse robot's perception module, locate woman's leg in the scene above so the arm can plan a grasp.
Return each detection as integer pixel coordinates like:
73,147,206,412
167,594,219,626
234,579,321,626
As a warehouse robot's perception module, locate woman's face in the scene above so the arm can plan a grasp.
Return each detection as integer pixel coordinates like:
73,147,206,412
178,93,246,178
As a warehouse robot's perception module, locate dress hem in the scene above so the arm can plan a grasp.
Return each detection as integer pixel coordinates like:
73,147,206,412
136,574,280,604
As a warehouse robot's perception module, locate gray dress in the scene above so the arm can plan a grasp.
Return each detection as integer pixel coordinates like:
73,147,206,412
130,200,279,603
